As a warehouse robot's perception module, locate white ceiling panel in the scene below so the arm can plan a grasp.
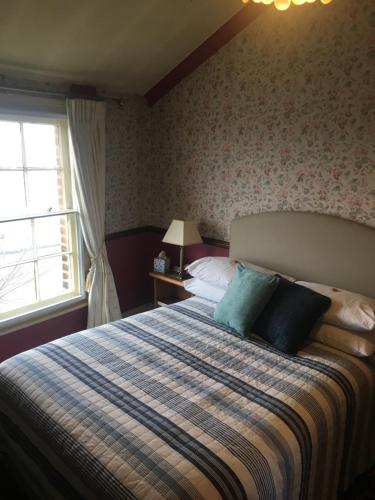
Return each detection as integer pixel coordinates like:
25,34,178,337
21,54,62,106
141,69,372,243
0,0,243,94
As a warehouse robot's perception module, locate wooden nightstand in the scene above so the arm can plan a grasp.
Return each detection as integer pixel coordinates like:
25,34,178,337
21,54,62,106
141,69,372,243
149,272,192,307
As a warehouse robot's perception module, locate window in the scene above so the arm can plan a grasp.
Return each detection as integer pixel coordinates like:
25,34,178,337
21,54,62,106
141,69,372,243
0,116,84,327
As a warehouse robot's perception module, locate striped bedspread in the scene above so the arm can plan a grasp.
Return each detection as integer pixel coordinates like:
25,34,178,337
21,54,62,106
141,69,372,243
0,297,374,500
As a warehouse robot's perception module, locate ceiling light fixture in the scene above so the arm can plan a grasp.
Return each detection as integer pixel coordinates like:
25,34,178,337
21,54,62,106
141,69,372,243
241,0,333,11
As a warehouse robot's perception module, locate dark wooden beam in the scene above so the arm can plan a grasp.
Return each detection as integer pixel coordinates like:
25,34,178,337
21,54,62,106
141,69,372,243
144,3,265,106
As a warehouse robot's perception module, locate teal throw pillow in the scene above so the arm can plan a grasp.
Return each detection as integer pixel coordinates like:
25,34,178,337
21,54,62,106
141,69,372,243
213,265,279,336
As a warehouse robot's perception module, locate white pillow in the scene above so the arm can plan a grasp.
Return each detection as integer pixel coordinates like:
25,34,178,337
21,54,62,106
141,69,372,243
184,278,226,303
311,323,375,357
185,257,237,288
186,256,295,289
297,281,375,332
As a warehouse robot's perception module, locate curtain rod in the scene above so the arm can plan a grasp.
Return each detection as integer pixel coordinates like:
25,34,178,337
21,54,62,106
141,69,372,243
0,85,125,108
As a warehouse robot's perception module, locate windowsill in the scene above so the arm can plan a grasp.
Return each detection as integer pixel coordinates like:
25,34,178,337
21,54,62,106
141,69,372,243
0,295,88,337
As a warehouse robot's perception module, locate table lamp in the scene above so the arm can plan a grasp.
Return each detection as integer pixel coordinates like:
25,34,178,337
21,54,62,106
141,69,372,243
162,220,202,279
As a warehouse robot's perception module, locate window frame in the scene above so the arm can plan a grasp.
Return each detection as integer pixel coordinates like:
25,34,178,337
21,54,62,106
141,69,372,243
0,113,86,332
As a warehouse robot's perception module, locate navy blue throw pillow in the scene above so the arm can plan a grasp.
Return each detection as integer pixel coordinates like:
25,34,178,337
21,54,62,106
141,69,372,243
252,277,331,355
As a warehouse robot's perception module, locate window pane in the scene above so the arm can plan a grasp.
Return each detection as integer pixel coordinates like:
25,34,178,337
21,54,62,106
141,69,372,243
0,171,27,217
0,262,36,314
0,121,22,169
28,170,65,212
39,255,72,301
0,220,34,267
23,123,59,168
0,118,82,322
35,215,70,257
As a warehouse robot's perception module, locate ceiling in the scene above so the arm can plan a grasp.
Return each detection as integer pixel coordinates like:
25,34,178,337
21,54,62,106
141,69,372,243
0,0,243,95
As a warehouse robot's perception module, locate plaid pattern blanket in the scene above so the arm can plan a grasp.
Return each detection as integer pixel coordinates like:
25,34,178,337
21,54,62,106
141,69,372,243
0,297,374,500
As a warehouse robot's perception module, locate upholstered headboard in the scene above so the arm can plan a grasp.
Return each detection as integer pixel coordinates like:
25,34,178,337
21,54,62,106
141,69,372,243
230,212,375,297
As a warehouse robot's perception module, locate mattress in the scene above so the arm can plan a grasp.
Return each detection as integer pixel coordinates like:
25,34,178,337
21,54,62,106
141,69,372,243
0,297,374,500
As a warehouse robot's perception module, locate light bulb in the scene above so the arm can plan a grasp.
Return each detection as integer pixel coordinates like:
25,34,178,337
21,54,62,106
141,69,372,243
241,0,250,4
274,0,292,10
292,0,306,4
306,0,316,3
321,0,333,3
262,0,274,4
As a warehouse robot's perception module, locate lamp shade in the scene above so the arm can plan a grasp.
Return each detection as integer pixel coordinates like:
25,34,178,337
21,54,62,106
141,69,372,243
162,220,202,247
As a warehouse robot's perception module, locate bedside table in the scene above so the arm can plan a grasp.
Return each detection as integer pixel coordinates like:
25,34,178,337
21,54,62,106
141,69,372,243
149,272,192,307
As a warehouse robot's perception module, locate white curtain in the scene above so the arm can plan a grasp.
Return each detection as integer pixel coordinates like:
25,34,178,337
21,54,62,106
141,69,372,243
67,98,121,327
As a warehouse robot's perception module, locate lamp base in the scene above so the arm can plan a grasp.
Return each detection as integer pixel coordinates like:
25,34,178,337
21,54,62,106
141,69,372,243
178,246,185,280
176,270,186,280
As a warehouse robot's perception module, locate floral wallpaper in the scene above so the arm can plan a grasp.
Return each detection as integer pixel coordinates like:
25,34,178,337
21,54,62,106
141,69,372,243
105,96,147,234
140,0,375,240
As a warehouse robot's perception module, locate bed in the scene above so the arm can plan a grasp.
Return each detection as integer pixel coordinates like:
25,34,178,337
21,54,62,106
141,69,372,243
1,211,375,500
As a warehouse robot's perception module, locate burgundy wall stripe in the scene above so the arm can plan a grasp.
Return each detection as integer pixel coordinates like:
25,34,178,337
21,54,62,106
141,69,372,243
105,225,229,249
